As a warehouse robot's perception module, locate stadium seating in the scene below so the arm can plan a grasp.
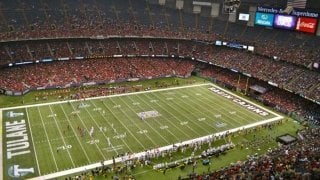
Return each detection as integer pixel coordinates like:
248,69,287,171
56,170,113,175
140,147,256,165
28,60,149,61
0,0,319,179
0,37,319,121
0,57,195,92
1,0,319,68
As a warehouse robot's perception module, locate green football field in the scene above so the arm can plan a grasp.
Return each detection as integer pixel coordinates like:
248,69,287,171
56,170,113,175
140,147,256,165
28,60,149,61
1,83,282,179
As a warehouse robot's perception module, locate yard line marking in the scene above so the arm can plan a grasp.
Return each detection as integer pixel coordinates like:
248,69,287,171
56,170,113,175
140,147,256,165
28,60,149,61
111,97,158,147
25,108,41,175
48,105,76,167
36,107,59,171
122,95,171,144
150,93,203,136
191,87,265,124
100,100,147,150
167,91,221,131
196,88,260,125
34,135,76,144
139,93,193,139
0,83,211,111
68,103,107,160
58,104,91,163
28,116,283,180
89,100,134,153
180,88,249,128
154,91,213,134
130,94,181,142
0,110,3,180
81,102,120,155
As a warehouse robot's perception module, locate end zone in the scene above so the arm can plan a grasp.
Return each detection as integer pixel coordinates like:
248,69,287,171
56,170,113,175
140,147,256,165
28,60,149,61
210,84,283,118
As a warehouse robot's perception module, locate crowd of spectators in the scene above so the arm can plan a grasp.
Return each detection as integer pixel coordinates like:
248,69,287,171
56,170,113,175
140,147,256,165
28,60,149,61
0,38,319,101
0,38,319,118
186,127,320,180
0,0,319,68
0,57,195,92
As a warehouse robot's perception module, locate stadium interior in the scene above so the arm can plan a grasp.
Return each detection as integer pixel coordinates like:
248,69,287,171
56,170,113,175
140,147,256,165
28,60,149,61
0,0,319,179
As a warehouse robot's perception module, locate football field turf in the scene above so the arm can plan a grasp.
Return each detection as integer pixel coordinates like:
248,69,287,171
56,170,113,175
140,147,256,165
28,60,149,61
1,83,282,179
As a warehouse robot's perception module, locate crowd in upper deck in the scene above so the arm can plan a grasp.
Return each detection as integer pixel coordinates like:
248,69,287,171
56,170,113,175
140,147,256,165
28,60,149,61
0,0,319,68
1,38,319,104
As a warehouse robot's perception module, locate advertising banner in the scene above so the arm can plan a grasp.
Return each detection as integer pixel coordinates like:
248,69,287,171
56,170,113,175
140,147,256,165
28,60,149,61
296,17,318,33
255,12,274,27
273,14,297,30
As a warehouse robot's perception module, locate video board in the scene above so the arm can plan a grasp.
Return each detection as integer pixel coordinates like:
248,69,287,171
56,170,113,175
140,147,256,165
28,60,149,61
255,12,274,27
296,17,318,33
273,14,297,30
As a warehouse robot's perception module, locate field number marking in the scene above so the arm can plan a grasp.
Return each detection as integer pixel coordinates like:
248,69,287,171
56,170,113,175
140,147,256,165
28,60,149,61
180,121,188,125
137,130,148,134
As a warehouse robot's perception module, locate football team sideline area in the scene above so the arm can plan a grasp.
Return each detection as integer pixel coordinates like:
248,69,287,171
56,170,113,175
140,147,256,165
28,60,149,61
1,82,285,179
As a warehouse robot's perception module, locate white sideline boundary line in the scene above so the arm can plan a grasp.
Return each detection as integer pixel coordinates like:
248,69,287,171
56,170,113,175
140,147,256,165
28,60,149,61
0,83,285,179
0,110,3,180
0,83,212,111
25,109,41,175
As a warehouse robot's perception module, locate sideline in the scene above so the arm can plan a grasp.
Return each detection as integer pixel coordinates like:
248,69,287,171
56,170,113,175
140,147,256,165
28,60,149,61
0,83,211,111
25,109,41,176
0,110,3,180
28,116,283,180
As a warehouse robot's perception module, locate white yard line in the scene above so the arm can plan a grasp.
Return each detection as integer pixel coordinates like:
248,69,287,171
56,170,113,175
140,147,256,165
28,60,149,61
108,97,159,147
58,104,91,163
100,100,147,150
132,94,181,142
119,95,171,144
28,115,284,180
81,102,119,155
0,110,3,180
185,89,259,128
137,94,193,139
0,83,212,111
68,103,107,160
152,92,205,136
155,90,215,136
25,109,41,175
36,107,59,171
88,100,134,153
48,105,76,167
